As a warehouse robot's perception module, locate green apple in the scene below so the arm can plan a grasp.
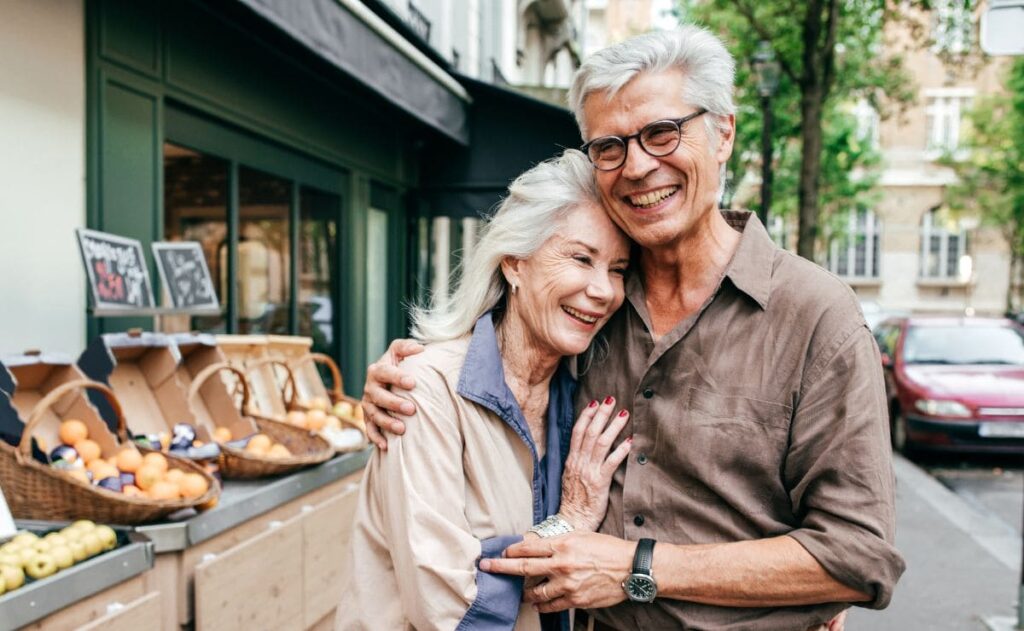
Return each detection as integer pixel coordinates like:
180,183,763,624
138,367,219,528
50,546,74,569
0,542,21,556
31,540,51,554
80,532,102,557
43,533,68,547
60,527,82,543
70,520,96,533
0,553,21,569
0,564,25,591
68,540,88,562
12,532,38,547
17,548,37,566
93,526,118,551
24,553,57,579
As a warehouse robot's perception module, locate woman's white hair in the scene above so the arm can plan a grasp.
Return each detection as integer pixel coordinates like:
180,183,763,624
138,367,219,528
410,149,602,343
568,24,737,143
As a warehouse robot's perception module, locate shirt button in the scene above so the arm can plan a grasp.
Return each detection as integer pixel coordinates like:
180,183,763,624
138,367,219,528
637,453,648,465
634,514,645,527
643,388,654,399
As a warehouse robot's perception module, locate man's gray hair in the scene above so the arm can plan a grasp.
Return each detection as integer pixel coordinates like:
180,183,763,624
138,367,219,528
410,150,602,343
568,24,737,142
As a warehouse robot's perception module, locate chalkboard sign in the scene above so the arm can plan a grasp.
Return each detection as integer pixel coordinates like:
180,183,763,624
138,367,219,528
152,241,220,309
76,228,155,309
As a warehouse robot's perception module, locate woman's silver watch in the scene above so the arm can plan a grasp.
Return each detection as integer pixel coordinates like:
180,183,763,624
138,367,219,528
529,514,575,538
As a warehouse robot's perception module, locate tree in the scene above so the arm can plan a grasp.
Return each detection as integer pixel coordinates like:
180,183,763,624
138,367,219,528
942,58,1024,312
678,0,921,260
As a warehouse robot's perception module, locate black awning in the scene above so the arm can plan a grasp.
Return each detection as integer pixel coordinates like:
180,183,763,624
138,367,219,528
421,76,583,218
236,0,469,144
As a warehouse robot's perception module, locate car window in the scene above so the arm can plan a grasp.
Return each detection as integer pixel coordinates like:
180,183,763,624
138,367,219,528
874,325,898,357
903,325,1024,365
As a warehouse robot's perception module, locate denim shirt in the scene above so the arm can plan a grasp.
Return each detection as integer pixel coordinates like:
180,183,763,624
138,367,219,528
456,312,576,631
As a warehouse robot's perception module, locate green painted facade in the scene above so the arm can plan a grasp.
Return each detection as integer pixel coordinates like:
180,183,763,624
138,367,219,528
86,0,424,393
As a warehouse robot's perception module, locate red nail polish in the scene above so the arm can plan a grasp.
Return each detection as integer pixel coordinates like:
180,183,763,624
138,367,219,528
589,400,598,408
604,396,614,404
618,409,628,417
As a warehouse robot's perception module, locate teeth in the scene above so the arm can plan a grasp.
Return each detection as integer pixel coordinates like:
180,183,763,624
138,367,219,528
563,306,598,324
629,186,678,208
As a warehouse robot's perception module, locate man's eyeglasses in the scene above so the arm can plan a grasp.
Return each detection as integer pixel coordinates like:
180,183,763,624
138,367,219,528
581,109,709,171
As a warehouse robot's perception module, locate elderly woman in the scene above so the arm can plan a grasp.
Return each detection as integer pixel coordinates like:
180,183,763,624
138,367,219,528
335,150,632,631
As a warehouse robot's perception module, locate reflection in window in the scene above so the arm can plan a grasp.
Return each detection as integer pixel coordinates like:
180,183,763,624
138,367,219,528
235,167,291,334
298,188,339,355
163,143,228,332
828,208,881,279
920,208,971,280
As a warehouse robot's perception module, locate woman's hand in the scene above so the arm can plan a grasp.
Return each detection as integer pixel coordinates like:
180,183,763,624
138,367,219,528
557,396,632,532
362,339,424,450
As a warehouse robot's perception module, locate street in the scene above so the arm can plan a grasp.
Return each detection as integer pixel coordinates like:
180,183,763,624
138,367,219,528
926,454,1024,543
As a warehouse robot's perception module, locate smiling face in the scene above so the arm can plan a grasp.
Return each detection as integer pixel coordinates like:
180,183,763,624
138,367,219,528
581,69,735,251
504,201,630,360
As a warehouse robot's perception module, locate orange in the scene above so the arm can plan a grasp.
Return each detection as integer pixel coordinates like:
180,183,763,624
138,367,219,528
67,469,90,484
148,481,179,501
213,427,232,443
135,464,162,491
165,468,185,483
158,432,171,452
179,473,209,499
199,496,219,511
267,444,292,458
305,409,326,431
87,460,117,480
74,439,102,464
310,396,330,412
59,419,89,445
286,411,306,428
115,448,143,473
142,452,168,475
246,434,272,455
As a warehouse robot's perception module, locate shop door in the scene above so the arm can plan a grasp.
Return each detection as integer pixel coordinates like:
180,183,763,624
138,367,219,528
161,108,346,360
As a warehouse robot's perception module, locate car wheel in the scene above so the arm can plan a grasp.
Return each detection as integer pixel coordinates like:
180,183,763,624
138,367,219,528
891,411,912,454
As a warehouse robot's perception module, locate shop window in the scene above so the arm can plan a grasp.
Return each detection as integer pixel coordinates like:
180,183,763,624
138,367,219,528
163,143,229,332
920,207,971,280
235,167,291,334
366,207,390,361
828,208,881,279
298,188,340,355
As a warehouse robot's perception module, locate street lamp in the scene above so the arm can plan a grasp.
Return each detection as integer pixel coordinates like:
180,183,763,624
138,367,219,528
752,41,780,228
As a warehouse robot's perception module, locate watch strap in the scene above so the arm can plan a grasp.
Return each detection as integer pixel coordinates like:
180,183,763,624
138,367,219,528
633,538,656,575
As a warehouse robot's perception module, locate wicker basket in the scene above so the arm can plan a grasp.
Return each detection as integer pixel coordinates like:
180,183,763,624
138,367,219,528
187,362,334,479
0,379,220,524
291,353,367,436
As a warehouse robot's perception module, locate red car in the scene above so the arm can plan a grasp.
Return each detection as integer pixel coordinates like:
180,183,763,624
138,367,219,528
873,316,1024,454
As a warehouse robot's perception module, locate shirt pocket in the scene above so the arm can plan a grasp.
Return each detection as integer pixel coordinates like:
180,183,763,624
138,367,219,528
661,388,793,506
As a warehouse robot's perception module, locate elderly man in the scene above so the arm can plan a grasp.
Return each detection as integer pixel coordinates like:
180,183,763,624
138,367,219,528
361,25,904,630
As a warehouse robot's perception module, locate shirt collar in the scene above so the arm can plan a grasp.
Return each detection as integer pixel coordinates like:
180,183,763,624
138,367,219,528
625,210,774,311
457,311,516,418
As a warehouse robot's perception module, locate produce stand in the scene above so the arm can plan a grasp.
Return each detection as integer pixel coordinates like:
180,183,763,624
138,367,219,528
2,449,369,630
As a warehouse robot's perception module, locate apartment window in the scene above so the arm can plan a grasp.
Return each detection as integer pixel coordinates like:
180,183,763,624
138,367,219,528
932,0,974,55
920,208,970,280
828,208,881,279
925,88,974,155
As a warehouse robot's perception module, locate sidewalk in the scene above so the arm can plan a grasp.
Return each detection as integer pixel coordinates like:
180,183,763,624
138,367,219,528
848,455,1021,630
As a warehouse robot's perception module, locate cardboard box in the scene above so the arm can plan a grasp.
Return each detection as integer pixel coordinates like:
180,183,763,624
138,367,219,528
0,353,123,460
171,333,257,442
264,335,335,407
78,332,213,448
214,335,290,421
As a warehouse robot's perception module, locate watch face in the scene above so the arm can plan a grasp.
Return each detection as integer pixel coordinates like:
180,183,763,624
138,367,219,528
625,574,657,602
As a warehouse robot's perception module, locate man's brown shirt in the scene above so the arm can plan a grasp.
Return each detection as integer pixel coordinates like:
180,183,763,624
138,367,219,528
579,211,905,630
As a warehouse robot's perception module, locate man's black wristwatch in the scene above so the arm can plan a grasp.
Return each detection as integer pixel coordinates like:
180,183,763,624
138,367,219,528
622,538,657,603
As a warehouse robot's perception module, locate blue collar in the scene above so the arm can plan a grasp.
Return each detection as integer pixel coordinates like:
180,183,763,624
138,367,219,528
456,312,577,518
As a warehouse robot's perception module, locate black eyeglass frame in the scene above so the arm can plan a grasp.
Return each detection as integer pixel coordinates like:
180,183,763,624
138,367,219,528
580,109,709,171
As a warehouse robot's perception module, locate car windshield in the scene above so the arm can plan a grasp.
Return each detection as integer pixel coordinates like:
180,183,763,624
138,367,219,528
904,325,1024,365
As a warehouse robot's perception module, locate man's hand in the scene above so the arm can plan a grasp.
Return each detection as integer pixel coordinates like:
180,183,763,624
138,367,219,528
558,397,632,532
362,339,424,450
479,532,634,613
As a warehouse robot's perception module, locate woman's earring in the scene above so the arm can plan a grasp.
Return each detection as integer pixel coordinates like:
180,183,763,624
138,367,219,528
510,282,518,294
